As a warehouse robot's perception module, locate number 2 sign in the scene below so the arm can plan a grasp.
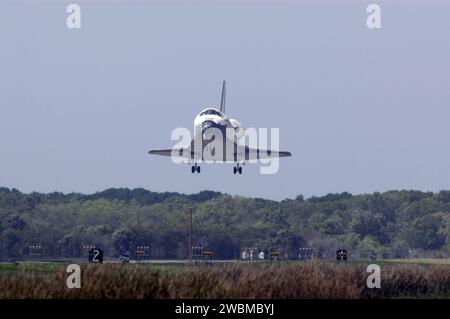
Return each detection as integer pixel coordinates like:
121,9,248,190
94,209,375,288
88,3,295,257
88,248,103,263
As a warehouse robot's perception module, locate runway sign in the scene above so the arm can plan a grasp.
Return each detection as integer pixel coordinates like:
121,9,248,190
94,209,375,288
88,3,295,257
336,249,348,261
270,252,280,260
88,248,103,263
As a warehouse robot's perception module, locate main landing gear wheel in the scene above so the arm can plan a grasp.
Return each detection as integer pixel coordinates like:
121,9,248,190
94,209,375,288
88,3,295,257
191,164,200,173
233,164,243,175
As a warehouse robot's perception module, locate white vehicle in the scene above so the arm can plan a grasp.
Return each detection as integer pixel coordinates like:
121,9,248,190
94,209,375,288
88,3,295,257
149,81,291,174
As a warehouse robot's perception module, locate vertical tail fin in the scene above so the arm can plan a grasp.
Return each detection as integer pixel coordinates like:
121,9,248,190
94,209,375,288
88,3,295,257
219,80,226,113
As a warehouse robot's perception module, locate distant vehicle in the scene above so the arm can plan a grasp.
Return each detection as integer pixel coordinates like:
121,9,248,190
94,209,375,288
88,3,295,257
149,81,292,174
118,250,130,263
368,251,377,261
118,256,130,263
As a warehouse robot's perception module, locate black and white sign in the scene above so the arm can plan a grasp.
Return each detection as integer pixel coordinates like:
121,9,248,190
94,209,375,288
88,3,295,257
336,249,348,261
88,248,103,263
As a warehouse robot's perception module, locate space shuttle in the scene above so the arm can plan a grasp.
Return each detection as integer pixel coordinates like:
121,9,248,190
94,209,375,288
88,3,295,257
149,81,291,174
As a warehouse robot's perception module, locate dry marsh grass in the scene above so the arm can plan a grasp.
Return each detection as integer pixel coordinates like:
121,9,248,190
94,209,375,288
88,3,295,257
0,262,449,299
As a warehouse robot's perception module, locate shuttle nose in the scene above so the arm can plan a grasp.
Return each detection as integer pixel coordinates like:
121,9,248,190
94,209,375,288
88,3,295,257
202,120,219,133
202,120,224,140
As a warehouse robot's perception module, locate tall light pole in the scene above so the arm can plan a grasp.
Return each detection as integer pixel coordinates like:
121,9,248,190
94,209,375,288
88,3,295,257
188,208,193,263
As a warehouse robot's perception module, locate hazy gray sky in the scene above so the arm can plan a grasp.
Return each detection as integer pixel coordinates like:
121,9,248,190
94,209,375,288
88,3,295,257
1,1,449,200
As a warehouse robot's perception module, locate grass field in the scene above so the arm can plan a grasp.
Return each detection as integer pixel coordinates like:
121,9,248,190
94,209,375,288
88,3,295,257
383,258,450,265
1,260,450,298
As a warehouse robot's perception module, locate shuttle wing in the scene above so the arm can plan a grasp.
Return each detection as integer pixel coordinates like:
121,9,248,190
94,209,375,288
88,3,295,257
243,147,292,160
148,146,191,159
149,137,291,162
232,140,291,162
149,138,197,159
148,149,175,157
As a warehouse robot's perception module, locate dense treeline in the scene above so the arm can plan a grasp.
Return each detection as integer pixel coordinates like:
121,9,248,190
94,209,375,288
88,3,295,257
1,187,450,260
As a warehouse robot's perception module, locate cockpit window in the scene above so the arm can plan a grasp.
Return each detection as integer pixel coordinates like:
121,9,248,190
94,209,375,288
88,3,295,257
200,109,222,117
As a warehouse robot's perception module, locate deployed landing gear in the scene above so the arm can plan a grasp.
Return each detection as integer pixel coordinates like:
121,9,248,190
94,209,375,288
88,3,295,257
191,163,200,173
233,163,243,175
